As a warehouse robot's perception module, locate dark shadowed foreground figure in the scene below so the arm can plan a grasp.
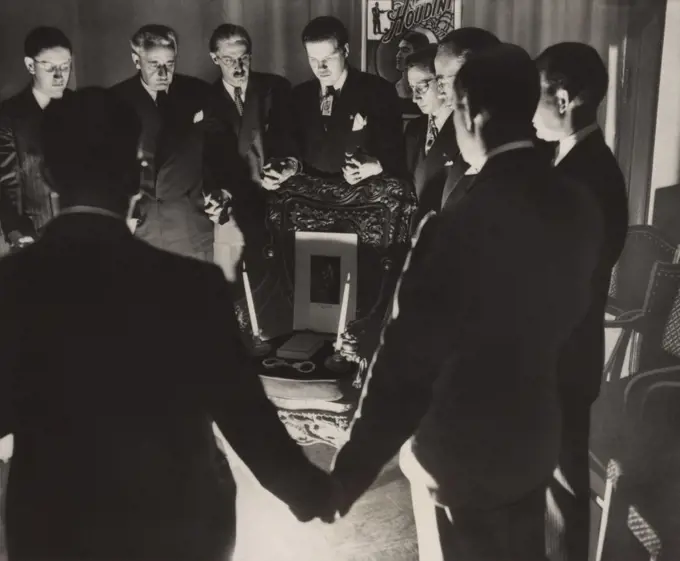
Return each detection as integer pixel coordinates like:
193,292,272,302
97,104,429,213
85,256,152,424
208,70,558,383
331,44,604,561
534,42,628,561
0,88,334,561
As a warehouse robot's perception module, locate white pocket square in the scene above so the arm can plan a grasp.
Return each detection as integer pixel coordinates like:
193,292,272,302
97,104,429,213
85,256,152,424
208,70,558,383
351,113,367,131
193,110,204,124
444,160,454,167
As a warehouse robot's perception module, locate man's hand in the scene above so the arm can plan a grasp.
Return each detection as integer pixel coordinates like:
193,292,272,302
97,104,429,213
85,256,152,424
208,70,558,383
287,470,349,524
261,157,299,191
318,477,350,523
342,153,383,185
7,230,34,248
204,189,231,224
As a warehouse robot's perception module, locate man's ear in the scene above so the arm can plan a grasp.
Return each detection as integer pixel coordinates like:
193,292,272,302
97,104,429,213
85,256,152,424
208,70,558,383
472,109,490,132
209,53,218,66
555,88,572,115
24,57,36,75
131,52,141,70
342,43,350,59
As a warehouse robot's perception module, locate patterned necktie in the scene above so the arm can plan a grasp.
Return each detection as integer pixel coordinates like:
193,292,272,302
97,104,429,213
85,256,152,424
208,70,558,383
424,116,438,155
321,86,336,117
234,86,244,116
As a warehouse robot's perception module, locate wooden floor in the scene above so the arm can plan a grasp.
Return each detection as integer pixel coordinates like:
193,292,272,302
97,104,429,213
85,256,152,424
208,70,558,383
231,443,418,561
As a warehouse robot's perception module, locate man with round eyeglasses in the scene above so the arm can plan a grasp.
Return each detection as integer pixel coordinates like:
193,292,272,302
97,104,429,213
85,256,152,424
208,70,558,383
0,26,73,253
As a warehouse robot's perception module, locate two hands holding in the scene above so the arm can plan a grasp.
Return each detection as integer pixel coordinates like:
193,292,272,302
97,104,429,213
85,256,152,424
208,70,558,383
259,152,383,191
288,470,357,525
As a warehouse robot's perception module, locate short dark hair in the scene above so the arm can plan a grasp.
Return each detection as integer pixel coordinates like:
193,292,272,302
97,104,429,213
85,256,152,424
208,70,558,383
401,31,430,51
438,27,500,60
24,27,72,59
130,24,178,55
535,42,608,110
302,16,349,49
405,44,438,74
209,23,252,54
42,88,142,203
454,43,540,127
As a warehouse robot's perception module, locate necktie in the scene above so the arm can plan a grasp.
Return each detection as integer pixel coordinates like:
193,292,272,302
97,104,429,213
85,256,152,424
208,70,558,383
155,90,169,111
321,86,335,117
234,86,244,116
424,116,438,155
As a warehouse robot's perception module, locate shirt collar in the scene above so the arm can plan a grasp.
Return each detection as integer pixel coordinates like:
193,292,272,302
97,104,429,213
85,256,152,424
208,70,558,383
31,88,52,109
554,122,599,166
58,206,124,221
468,140,535,175
322,67,349,95
432,105,453,133
223,79,248,101
140,77,160,101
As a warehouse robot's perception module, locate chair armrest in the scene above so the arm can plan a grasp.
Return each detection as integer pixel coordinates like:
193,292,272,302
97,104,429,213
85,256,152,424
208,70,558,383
605,309,645,330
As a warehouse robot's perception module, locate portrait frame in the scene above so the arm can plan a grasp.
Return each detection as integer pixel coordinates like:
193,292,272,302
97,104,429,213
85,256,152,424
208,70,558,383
293,231,358,334
361,0,463,120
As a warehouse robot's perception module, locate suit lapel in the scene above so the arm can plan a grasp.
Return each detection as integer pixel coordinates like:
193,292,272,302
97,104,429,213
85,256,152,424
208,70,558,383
238,76,263,157
213,80,241,137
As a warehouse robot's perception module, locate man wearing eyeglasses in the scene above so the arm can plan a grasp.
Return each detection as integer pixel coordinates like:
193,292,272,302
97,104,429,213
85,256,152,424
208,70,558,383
0,26,73,253
110,24,215,261
203,23,297,285
279,15,405,186
403,44,457,230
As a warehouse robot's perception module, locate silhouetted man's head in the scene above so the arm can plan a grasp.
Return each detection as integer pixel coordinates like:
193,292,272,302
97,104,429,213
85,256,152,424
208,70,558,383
533,42,608,141
42,87,142,214
452,43,540,169
24,27,72,101
434,27,500,110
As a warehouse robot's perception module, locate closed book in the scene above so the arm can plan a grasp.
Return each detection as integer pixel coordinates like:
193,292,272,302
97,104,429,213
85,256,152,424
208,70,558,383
276,332,325,360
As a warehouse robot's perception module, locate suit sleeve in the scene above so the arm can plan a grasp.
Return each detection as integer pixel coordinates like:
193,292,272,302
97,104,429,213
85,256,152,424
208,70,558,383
367,79,407,178
0,109,33,240
331,213,468,504
201,267,331,516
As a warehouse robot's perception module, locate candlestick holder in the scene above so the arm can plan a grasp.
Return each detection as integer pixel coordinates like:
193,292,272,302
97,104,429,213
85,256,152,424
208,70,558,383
324,332,358,375
249,330,272,357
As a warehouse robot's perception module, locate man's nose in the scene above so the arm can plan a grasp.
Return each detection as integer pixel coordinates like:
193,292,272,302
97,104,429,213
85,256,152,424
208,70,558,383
53,69,64,79
157,66,168,77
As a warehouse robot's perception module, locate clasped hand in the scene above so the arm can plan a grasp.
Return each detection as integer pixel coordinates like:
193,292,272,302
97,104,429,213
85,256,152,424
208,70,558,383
290,474,351,525
261,157,299,191
342,152,382,185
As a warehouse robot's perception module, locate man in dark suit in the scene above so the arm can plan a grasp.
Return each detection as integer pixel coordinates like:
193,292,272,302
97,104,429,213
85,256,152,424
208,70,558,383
434,28,500,213
0,87,334,561
203,23,296,282
0,27,73,252
110,24,215,261
329,44,603,561
534,42,629,561
277,16,405,186
403,45,457,229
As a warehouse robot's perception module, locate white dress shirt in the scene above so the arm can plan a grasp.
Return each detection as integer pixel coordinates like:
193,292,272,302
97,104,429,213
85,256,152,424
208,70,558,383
222,79,247,106
554,122,599,166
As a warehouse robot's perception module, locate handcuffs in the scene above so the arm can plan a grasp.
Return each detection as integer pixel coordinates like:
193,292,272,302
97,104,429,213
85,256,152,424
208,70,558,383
262,357,316,374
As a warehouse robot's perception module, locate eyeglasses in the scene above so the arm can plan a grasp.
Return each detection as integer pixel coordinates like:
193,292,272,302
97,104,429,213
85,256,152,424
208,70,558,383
411,78,435,97
34,60,71,74
215,54,251,68
144,60,176,73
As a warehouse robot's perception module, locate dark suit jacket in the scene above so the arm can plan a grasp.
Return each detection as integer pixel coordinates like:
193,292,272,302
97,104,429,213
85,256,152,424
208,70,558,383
0,87,71,240
0,212,330,561
333,147,603,510
290,67,406,178
555,129,628,402
405,114,458,227
109,75,214,258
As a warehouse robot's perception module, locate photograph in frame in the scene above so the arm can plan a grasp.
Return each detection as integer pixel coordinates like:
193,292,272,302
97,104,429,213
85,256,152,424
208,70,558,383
361,0,463,120
293,231,358,335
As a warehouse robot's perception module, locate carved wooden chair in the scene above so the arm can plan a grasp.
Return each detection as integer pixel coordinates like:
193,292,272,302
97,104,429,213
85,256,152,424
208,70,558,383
232,172,416,447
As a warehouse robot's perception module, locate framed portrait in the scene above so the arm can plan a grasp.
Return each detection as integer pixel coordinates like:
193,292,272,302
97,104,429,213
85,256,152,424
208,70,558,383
361,0,463,119
293,231,358,334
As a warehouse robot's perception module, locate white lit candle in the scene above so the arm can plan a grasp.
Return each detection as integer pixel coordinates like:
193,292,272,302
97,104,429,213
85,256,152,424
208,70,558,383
335,272,351,350
242,262,260,337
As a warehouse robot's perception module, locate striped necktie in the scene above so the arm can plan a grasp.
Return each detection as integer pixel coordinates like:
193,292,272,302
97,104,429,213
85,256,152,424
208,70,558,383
234,86,244,116
425,116,438,154
321,86,336,117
